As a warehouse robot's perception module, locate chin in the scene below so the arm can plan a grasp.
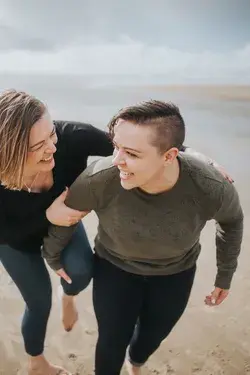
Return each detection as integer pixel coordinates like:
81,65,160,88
120,180,136,190
39,158,55,172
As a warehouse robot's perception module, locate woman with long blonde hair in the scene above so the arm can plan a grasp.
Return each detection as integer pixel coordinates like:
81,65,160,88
0,89,113,375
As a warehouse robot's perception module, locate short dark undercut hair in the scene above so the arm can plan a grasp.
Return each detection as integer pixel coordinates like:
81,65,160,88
108,100,185,153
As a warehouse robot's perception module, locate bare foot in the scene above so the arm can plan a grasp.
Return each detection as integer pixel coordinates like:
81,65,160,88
61,293,78,332
28,355,72,375
126,359,142,375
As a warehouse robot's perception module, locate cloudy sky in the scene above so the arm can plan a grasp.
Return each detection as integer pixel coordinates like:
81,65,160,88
0,0,250,83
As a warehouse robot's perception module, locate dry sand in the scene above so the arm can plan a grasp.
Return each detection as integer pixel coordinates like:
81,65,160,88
1,208,250,375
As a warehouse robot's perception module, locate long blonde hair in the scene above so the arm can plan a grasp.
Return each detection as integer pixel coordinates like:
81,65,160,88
0,89,46,190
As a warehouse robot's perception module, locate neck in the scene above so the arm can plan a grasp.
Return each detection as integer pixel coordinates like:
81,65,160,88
23,171,40,183
140,158,180,194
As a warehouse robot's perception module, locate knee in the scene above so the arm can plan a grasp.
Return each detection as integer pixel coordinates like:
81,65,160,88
69,263,93,291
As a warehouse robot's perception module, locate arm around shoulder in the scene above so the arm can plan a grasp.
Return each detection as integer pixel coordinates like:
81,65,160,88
59,121,113,158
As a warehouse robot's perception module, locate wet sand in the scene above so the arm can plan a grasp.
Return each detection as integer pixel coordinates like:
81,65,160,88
0,84,250,374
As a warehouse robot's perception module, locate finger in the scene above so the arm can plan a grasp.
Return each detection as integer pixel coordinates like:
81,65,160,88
204,295,213,306
210,288,221,305
65,206,86,216
69,213,89,222
225,175,233,182
69,215,83,221
224,173,234,183
58,187,69,201
215,290,229,305
57,269,72,284
80,211,90,219
67,216,80,226
67,211,89,222
71,219,80,226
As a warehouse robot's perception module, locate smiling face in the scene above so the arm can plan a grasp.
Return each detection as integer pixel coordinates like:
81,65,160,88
0,90,57,189
112,119,178,192
23,112,57,177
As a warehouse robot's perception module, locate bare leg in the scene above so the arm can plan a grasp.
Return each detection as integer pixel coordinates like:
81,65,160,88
61,293,78,332
125,360,142,375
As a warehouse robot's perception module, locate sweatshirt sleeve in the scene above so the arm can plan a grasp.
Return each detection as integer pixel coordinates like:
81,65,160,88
42,166,99,271
213,181,244,289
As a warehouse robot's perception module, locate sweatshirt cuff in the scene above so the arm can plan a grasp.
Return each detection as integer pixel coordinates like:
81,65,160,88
215,270,234,290
46,258,62,271
41,248,62,271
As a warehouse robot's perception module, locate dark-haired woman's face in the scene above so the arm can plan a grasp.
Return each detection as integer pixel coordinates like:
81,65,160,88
23,112,57,177
112,119,177,193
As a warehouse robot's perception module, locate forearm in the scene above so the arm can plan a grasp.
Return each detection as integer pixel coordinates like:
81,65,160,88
42,223,78,270
215,216,243,289
42,168,96,270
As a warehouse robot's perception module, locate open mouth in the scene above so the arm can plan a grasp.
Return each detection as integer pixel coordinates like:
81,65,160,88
40,155,53,163
120,170,134,180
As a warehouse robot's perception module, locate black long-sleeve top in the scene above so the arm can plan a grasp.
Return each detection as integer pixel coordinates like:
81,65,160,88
0,121,113,252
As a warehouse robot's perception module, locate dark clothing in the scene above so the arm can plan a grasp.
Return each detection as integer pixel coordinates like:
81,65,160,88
93,256,196,375
0,120,112,355
0,121,113,252
0,222,93,356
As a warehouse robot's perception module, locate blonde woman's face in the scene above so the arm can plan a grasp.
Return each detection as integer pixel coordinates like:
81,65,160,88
23,112,57,177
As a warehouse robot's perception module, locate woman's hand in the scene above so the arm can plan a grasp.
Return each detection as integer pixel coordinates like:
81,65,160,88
205,287,229,306
56,268,72,284
46,187,89,226
211,162,234,183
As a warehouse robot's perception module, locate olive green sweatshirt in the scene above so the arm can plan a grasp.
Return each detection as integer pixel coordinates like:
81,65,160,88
43,152,243,289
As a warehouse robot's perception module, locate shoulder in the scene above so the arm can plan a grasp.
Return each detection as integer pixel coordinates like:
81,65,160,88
180,151,224,183
54,120,96,138
85,155,118,181
68,156,119,210
179,152,226,207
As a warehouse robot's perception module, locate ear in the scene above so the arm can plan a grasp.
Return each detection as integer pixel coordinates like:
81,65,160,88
164,147,179,164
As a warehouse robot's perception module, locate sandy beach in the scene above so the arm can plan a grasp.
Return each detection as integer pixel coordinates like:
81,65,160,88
0,84,250,374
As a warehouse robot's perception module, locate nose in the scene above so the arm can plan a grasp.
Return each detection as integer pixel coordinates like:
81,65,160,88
112,149,125,166
45,139,57,154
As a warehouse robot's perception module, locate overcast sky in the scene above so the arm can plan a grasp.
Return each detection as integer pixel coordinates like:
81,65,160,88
0,0,249,83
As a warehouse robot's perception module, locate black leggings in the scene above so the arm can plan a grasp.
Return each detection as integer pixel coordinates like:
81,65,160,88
0,222,93,356
93,256,196,375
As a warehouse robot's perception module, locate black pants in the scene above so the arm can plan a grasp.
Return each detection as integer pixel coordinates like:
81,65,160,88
0,222,93,356
93,256,196,375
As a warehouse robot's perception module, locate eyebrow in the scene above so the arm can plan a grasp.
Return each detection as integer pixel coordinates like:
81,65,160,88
29,126,56,150
125,147,142,154
113,140,142,154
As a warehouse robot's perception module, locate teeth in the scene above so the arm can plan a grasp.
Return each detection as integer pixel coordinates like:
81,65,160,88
120,171,132,176
42,156,52,162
